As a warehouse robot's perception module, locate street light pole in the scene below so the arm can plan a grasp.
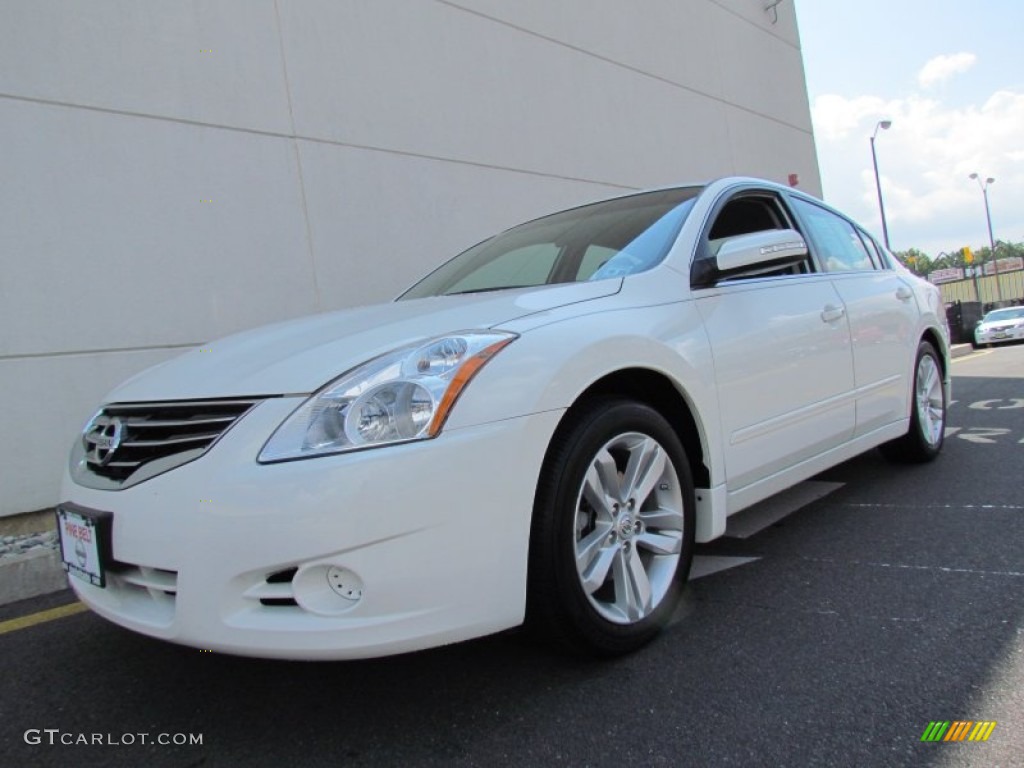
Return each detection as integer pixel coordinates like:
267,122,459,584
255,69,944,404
969,173,1002,304
870,120,893,250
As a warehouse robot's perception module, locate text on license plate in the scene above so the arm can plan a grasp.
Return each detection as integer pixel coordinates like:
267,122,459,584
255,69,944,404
57,506,107,588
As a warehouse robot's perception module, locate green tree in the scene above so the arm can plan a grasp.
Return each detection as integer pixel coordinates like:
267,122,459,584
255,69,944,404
994,240,1024,261
889,240,1023,276
945,249,967,269
894,248,931,274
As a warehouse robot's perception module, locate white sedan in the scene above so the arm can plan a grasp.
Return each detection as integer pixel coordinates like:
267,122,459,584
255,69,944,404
973,306,1024,348
59,177,950,659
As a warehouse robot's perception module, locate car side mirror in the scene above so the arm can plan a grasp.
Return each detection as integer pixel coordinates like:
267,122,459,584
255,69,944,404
690,228,810,288
714,229,808,278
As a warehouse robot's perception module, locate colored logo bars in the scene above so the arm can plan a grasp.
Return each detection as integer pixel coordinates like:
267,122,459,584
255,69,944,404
921,721,997,742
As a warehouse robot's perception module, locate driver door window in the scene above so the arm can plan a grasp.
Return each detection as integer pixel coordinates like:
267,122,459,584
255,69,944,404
790,198,875,273
701,195,811,280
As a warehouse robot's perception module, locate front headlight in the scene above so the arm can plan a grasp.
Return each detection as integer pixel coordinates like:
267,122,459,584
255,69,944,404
258,331,516,462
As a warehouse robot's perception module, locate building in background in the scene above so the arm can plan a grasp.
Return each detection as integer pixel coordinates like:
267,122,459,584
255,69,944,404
0,0,819,517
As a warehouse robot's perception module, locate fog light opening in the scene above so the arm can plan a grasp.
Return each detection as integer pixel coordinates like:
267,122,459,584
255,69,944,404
292,564,365,616
327,566,363,601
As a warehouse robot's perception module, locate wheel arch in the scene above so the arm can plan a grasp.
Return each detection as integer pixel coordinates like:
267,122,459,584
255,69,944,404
919,327,948,377
554,367,711,494
918,325,952,409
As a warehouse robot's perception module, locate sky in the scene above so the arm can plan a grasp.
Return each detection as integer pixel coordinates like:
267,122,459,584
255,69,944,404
793,0,1024,257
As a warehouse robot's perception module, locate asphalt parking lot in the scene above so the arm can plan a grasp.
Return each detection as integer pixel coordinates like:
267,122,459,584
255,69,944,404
1,344,1022,768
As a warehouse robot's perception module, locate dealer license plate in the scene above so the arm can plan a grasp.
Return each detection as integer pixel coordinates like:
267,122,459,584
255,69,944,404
56,505,112,588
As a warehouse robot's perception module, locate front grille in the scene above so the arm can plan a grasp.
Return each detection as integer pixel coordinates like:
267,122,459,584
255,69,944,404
77,399,259,489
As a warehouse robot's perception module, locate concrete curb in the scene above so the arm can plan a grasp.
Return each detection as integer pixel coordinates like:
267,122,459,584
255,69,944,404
950,343,973,359
0,549,68,606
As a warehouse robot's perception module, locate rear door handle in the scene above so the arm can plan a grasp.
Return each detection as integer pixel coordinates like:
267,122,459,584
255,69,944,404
895,286,914,301
821,304,846,323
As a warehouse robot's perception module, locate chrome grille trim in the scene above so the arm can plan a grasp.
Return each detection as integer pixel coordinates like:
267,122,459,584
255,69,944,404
120,433,223,448
121,416,236,428
71,398,262,490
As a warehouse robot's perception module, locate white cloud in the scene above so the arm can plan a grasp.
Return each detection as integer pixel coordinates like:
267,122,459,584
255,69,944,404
917,52,976,89
810,88,1024,255
811,94,891,141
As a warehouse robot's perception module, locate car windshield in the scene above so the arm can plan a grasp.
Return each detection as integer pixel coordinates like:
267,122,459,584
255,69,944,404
983,307,1024,323
399,187,701,299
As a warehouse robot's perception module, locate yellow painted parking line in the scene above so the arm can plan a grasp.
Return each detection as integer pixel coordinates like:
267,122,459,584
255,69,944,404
953,350,993,362
0,602,87,636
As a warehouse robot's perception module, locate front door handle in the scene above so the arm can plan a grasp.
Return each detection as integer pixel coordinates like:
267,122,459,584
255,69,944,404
821,304,846,323
895,285,914,301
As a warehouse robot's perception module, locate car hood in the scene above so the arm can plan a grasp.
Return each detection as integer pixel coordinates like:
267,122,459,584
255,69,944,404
107,280,622,402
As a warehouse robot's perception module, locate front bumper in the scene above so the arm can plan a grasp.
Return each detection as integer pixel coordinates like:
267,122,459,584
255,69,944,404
60,397,562,659
975,325,1024,345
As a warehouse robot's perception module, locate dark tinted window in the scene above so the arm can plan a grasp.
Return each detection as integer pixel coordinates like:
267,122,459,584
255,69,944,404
696,192,811,281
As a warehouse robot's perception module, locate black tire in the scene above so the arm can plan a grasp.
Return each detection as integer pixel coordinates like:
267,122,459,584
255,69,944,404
880,340,946,463
970,340,980,350
526,398,695,656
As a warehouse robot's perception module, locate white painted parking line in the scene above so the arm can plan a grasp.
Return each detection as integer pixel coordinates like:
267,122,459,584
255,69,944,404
969,398,1024,410
690,555,760,580
957,427,1011,444
725,480,845,539
801,555,1024,579
844,502,1024,511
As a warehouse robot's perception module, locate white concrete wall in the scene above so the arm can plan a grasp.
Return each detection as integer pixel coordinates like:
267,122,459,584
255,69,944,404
0,0,819,517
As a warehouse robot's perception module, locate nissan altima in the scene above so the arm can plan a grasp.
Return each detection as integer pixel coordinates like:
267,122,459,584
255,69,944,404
973,306,1024,348
59,177,950,659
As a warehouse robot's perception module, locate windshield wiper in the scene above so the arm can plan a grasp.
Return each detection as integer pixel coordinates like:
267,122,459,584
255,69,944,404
444,285,536,296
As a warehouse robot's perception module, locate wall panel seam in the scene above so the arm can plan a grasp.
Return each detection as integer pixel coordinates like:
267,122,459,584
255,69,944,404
704,0,802,51
273,0,322,311
0,93,644,190
433,0,807,130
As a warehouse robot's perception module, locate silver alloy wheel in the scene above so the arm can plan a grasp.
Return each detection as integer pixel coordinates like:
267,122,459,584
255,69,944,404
572,431,684,624
916,353,944,447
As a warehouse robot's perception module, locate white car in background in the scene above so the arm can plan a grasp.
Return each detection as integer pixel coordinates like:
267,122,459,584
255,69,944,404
973,306,1024,348
59,177,950,660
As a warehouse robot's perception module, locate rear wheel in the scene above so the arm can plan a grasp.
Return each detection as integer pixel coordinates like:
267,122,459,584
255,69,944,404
880,340,945,463
527,398,695,656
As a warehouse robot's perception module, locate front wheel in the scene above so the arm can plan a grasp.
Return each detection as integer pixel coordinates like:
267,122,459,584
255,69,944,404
527,398,695,656
880,340,946,463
